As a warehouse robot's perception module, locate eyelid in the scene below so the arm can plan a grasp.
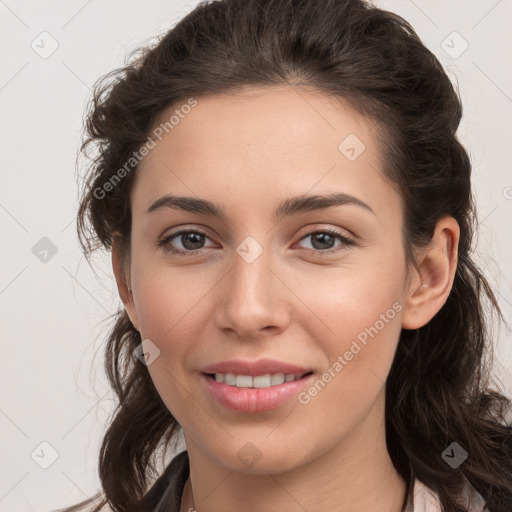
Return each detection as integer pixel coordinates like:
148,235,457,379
295,223,356,241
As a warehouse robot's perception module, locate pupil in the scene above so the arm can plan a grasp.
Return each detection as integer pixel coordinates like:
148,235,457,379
313,233,334,250
183,233,203,249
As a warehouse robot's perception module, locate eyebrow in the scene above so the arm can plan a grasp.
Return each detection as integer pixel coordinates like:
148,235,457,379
146,192,376,220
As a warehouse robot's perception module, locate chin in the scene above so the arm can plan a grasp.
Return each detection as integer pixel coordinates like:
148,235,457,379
211,441,308,475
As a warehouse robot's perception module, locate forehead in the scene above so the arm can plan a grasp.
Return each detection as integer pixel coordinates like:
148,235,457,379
131,85,399,222
146,84,375,162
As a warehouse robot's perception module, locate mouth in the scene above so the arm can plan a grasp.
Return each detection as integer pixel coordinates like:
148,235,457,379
201,371,316,413
204,371,314,389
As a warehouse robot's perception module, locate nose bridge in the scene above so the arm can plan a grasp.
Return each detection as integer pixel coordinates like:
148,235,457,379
217,234,286,336
233,235,269,299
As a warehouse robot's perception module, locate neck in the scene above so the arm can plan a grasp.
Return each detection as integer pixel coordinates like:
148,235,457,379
180,390,407,512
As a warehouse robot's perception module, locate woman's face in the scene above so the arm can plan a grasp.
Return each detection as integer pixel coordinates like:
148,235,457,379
119,85,415,473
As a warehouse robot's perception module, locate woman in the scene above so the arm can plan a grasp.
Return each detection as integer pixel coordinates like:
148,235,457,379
59,0,512,511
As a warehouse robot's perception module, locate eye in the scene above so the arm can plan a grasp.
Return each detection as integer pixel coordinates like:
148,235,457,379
156,227,356,257
296,228,355,256
157,229,215,257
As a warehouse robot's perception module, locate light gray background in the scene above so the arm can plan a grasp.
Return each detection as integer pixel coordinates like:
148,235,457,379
1,1,511,510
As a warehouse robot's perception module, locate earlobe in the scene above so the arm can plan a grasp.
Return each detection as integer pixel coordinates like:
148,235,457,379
111,233,140,331
401,217,460,330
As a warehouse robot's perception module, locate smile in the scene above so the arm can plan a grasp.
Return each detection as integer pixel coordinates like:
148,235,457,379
202,371,315,413
209,372,312,388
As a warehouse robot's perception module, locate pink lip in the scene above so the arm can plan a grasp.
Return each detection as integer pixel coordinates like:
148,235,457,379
202,373,315,413
200,358,312,377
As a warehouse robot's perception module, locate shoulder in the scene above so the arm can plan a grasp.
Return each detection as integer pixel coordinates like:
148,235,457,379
54,452,189,512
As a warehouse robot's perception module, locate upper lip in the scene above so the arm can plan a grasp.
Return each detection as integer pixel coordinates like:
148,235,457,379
201,358,313,377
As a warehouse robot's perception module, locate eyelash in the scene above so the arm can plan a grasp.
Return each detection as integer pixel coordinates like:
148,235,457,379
156,227,356,258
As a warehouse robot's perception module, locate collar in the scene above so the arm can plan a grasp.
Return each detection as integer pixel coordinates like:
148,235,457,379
155,451,488,512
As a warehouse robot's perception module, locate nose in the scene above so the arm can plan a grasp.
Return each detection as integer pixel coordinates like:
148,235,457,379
214,239,290,340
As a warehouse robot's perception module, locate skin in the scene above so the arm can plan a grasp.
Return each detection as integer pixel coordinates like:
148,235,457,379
111,84,459,512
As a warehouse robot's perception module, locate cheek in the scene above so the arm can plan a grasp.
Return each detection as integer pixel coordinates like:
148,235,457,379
131,271,209,412
295,262,405,395
138,285,203,423
132,255,212,339
297,295,403,440
294,256,405,338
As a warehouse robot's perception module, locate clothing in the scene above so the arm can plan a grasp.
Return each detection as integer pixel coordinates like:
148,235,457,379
146,450,490,512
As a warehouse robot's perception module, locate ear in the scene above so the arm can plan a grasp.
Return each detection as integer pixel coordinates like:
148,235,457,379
111,233,140,332
401,216,460,330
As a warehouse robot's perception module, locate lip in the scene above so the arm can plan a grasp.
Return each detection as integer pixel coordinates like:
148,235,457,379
200,358,313,377
202,372,315,413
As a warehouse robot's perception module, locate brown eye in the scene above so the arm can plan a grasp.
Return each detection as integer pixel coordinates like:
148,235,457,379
297,229,355,256
157,229,215,256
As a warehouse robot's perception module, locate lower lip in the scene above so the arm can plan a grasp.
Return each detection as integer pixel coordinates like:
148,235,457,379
202,373,315,413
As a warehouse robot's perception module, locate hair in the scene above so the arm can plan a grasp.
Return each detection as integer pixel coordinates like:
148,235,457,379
62,0,512,511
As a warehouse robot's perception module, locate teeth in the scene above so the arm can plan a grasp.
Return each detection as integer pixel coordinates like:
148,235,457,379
213,372,304,388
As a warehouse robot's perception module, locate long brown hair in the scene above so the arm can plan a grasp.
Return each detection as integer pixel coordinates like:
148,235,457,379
63,0,512,511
